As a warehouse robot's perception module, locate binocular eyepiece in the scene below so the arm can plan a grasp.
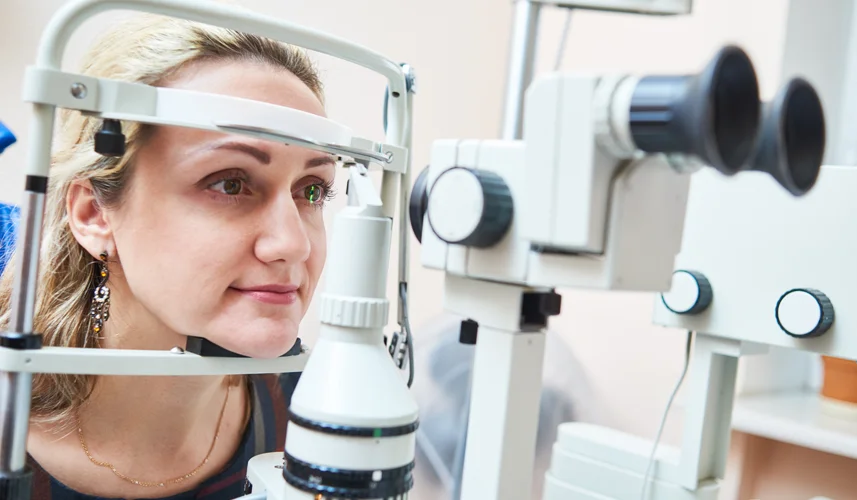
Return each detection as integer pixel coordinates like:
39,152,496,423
749,78,826,196
619,45,826,196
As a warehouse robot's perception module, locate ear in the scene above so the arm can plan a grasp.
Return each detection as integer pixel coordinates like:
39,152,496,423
67,180,114,259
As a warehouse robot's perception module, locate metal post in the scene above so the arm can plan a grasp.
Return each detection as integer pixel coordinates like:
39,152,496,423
501,0,542,140
0,373,33,472
0,105,53,500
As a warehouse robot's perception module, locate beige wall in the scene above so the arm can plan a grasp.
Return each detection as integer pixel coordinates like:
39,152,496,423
1,0,852,498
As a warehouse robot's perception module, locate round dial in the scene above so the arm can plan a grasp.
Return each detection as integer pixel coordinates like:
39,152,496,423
661,270,713,315
427,167,513,248
775,288,834,338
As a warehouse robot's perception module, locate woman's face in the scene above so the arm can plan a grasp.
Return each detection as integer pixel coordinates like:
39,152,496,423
104,60,333,358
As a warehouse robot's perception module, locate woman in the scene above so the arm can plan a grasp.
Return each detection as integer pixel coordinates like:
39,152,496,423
3,13,337,499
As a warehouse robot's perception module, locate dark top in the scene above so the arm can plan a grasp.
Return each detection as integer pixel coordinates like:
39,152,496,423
27,373,299,500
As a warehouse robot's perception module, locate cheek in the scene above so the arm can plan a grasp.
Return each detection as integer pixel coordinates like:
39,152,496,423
111,195,251,328
306,219,328,286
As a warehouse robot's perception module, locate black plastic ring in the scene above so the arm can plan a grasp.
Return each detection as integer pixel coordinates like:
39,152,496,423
0,332,43,350
288,410,418,437
283,451,414,499
0,466,34,499
24,175,48,194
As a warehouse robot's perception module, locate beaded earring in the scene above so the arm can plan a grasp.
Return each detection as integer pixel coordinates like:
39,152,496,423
90,251,110,334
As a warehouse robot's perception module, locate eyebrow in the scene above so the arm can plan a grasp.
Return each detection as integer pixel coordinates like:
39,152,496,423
209,141,337,169
211,142,270,164
306,155,338,168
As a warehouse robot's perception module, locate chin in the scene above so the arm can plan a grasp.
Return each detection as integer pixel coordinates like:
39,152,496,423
205,324,300,359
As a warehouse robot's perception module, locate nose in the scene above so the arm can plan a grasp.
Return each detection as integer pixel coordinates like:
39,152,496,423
253,196,312,265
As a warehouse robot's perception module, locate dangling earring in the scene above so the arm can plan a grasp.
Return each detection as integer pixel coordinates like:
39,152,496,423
90,251,110,335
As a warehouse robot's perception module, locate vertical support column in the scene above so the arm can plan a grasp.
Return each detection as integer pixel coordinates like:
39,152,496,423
443,275,559,500
461,326,545,500
677,334,747,490
501,0,542,140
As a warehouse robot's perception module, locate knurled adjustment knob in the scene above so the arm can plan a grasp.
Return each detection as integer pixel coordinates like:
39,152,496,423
775,288,834,338
661,270,713,315
94,119,126,157
427,167,513,248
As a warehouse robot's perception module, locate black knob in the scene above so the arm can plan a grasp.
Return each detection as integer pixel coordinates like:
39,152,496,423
426,167,513,248
775,288,834,338
94,119,126,157
459,319,478,345
660,270,713,315
409,167,430,243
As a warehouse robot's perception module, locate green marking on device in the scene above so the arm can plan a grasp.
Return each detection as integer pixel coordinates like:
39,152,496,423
373,428,382,438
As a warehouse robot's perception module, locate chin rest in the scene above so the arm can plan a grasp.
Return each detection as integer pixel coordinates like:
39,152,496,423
185,336,303,358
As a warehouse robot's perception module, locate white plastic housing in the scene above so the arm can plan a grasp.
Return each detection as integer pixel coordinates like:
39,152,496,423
522,73,619,254
290,204,417,426
543,424,720,500
285,203,417,498
525,154,690,291
420,140,691,292
288,326,418,427
421,140,533,284
317,206,391,329
653,166,857,361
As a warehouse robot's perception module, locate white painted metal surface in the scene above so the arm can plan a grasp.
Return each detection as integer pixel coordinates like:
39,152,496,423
443,277,546,500
0,346,307,375
653,166,857,362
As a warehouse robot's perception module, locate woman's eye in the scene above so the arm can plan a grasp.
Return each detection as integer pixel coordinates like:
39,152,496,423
211,178,245,196
304,184,325,204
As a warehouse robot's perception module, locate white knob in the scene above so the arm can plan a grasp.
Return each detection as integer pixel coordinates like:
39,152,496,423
775,288,834,338
427,167,513,248
661,270,712,315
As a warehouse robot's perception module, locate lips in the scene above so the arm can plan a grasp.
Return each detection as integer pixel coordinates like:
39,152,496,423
232,284,299,305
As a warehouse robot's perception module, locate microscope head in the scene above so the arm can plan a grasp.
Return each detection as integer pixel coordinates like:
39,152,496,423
414,45,825,295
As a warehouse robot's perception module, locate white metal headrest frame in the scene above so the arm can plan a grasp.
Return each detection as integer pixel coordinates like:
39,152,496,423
2,0,414,375
23,67,407,171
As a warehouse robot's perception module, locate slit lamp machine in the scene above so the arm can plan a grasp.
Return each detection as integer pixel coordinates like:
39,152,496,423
0,0,843,499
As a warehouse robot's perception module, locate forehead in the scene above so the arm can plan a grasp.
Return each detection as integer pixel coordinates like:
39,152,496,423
163,58,326,118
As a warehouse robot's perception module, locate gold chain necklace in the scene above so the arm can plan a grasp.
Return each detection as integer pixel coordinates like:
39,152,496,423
76,386,231,488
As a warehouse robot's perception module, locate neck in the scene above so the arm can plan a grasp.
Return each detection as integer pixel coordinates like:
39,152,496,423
80,375,231,455
77,278,241,460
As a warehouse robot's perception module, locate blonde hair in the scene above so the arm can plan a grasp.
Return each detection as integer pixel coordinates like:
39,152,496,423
0,14,324,426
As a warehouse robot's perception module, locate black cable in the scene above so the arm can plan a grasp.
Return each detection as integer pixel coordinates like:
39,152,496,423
399,282,415,388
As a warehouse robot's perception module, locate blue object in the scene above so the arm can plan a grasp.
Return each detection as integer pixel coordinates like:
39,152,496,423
0,203,20,275
0,122,16,154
